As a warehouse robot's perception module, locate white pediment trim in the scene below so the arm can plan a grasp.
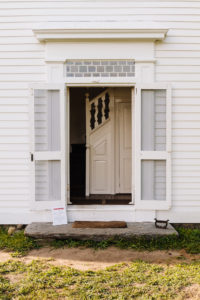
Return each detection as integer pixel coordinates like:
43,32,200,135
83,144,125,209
33,22,168,42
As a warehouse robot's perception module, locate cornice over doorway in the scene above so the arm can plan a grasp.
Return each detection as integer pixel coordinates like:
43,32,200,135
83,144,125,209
33,22,168,42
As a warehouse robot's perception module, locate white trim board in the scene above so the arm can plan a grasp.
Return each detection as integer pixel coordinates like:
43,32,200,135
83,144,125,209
33,23,168,42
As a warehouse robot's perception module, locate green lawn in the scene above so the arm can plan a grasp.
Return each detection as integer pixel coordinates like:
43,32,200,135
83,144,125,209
0,226,199,299
0,259,200,299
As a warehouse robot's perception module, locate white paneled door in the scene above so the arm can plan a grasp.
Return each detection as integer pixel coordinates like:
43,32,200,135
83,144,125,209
86,89,115,195
86,88,132,196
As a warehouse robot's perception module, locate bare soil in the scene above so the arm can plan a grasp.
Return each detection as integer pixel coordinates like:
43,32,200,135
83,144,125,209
0,247,199,271
183,284,200,300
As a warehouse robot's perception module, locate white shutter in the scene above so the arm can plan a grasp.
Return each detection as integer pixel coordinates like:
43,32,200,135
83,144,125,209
30,83,67,211
135,83,171,210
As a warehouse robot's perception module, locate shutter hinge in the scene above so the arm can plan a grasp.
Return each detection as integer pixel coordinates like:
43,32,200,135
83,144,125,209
30,153,34,162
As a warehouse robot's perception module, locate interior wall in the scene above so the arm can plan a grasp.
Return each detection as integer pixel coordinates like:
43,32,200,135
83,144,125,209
70,87,106,145
70,88,86,145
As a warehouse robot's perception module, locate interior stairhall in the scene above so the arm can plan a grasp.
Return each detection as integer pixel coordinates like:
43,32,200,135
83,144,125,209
69,87,132,205
69,88,106,201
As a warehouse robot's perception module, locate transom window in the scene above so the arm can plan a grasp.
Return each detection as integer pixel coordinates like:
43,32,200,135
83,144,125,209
66,60,135,78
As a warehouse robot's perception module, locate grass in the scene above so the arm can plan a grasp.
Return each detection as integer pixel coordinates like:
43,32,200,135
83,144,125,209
0,228,39,256
49,227,200,254
0,226,200,256
0,259,199,299
0,226,200,299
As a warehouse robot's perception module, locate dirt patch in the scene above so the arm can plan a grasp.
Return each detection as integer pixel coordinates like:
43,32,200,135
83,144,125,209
6,273,24,284
0,248,199,271
0,251,12,262
183,284,200,300
16,247,200,270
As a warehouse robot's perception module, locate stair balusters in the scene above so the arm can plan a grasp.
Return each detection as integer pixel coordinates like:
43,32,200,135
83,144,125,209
97,97,103,125
89,92,110,131
90,103,96,130
104,93,110,120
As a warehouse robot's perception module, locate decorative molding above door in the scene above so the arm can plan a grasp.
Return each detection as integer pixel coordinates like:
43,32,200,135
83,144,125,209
33,22,168,42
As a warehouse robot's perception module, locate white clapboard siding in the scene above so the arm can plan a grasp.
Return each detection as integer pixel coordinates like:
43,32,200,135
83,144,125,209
0,0,200,222
0,59,45,66
4,14,200,23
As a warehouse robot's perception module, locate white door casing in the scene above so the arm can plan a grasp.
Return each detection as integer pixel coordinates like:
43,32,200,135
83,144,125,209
30,83,67,212
118,101,132,194
32,23,169,219
115,89,133,195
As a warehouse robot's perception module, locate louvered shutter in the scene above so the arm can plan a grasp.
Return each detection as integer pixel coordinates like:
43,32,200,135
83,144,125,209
135,83,171,210
30,84,67,211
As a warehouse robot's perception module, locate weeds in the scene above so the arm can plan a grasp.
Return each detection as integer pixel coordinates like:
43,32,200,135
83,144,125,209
0,227,39,256
0,226,200,256
0,259,199,299
50,227,200,254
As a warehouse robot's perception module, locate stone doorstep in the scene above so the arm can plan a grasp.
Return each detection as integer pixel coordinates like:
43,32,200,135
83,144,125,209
25,222,178,241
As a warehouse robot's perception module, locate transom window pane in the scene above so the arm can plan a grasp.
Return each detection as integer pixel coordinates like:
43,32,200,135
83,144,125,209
34,90,60,151
141,160,166,200
141,90,166,151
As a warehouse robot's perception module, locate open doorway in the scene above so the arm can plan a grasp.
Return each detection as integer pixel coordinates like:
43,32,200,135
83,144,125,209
69,87,133,205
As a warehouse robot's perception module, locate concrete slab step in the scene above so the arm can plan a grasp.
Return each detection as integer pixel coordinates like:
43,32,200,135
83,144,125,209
25,222,178,241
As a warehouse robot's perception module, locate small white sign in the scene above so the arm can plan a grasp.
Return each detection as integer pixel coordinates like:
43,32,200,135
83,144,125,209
52,207,67,226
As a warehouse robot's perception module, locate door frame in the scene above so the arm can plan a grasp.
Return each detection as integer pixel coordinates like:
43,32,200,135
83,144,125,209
67,84,135,204
115,96,132,195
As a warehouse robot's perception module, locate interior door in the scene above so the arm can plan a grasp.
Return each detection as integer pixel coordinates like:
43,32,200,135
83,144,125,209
118,101,132,193
86,89,115,195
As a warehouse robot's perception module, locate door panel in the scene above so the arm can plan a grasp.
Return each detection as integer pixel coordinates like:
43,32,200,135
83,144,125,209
35,160,61,202
90,123,112,194
34,90,60,152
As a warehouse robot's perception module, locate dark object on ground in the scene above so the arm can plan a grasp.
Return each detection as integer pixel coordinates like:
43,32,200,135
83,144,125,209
154,218,169,229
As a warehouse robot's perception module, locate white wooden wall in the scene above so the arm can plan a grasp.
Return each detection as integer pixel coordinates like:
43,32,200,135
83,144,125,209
0,0,200,223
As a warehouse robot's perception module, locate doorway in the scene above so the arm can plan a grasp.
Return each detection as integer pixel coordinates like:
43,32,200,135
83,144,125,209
69,87,133,204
